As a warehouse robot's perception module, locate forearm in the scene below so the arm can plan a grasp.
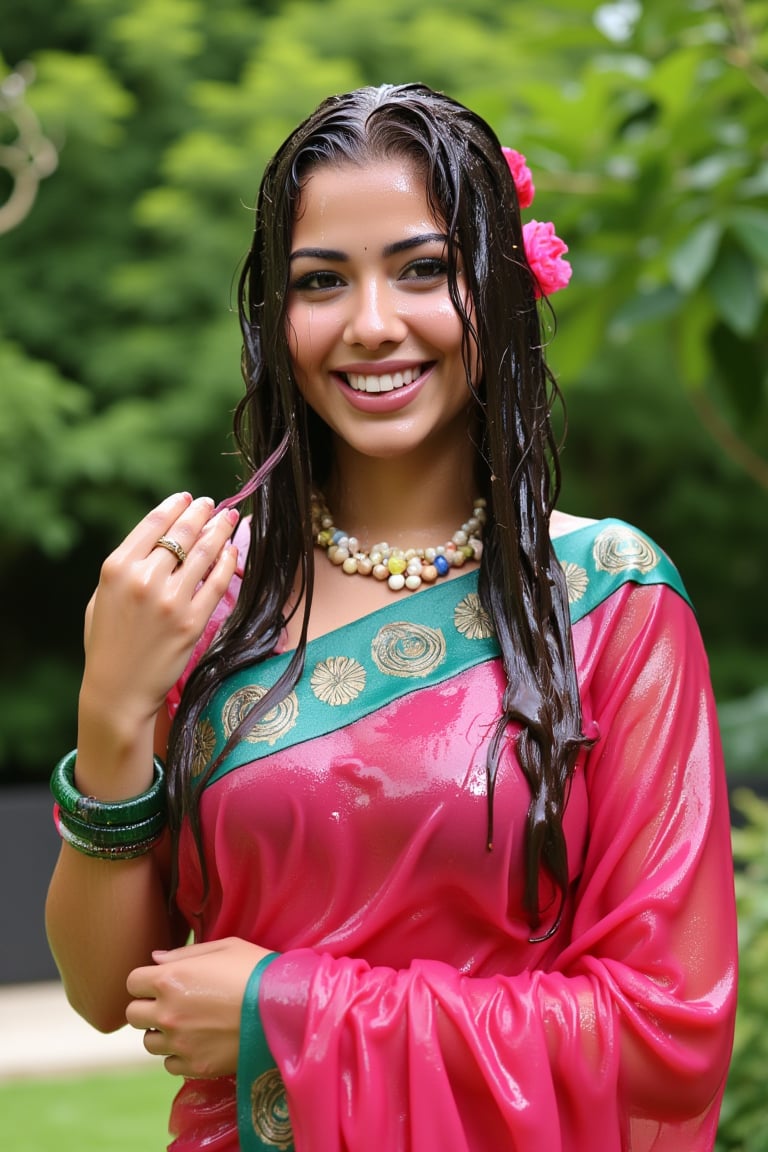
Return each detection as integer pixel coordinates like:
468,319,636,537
45,708,180,1032
46,839,181,1032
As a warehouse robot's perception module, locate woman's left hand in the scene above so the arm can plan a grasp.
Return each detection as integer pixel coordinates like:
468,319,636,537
126,937,273,1077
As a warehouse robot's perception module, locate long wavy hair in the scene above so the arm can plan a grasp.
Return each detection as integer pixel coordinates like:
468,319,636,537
167,83,591,939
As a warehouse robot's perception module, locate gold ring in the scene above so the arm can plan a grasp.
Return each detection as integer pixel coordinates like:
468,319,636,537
154,536,187,565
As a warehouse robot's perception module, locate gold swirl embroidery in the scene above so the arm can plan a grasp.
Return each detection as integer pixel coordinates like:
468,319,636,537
560,561,589,604
453,592,494,640
593,526,658,575
221,685,299,746
190,717,216,777
250,1068,293,1149
371,622,446,679
310,655,367,706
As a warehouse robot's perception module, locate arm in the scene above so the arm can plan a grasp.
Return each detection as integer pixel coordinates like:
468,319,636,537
248,585,736,1151
45,493,240,1032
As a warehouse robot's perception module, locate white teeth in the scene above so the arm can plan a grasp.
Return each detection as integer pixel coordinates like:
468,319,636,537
346,366,421,393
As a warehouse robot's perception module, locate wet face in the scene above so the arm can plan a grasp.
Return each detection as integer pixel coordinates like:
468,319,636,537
285,156,477,466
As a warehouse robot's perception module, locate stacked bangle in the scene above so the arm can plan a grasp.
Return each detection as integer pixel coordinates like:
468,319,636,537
50,749,167,860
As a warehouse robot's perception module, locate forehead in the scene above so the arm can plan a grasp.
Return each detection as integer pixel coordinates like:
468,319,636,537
291,157,442,245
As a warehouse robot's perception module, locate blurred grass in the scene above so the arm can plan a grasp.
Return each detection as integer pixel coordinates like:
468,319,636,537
0,1065,175,1152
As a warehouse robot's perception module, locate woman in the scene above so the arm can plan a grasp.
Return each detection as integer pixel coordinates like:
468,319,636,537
46,84,737,1151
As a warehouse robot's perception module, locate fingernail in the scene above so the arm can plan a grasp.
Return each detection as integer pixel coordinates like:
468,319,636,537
225,508,240,525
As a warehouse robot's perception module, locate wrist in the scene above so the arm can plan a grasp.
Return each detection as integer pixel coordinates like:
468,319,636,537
51,749,167,861
76,695,160,800
78,679,162,747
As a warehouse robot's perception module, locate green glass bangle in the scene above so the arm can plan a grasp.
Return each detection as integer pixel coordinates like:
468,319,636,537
50,749,166,827
56,813,164,861
57,806,166,848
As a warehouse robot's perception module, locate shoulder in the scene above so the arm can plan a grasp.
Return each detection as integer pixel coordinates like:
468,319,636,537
550,514,692,624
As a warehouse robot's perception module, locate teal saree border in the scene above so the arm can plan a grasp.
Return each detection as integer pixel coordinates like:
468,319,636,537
196,519,688,789
236,953,293,1151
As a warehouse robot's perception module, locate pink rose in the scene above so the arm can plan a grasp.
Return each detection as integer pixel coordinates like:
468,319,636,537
501,147,535,209
522,219,572,298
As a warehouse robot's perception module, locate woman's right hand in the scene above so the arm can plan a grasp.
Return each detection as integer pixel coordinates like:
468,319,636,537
79,492,240,767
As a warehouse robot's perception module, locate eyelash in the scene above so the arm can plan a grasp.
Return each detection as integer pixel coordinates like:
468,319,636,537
400,257,449,281
291,270,344,292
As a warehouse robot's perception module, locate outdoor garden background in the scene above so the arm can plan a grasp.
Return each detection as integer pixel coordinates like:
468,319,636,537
1,1,766,1148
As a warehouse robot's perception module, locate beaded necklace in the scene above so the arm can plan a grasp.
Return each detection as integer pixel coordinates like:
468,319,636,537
311,494,487,593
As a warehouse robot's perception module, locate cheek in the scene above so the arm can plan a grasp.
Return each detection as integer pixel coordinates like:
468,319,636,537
285,306,333,379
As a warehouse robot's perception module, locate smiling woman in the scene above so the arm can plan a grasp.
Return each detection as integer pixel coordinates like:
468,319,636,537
46,83,736,1152
286,160,475,464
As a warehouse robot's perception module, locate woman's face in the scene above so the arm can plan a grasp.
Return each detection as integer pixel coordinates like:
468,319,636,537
285,156,477,465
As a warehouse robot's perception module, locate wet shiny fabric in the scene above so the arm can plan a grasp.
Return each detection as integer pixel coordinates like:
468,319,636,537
167,529,736,1151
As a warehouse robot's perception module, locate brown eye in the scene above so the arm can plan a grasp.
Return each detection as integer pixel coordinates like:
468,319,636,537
400,258,448,281
291,270,345,292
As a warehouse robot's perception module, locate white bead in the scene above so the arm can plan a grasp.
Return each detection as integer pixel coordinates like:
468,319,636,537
387,573,406,591
347,537,359,553
406,560,423,575
424,547,437,562
453,529,468,546
405,574,422,590
337,535,349,549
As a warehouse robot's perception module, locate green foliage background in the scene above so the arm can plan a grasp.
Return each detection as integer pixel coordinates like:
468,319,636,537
1,0,766,781
0,1,766,1141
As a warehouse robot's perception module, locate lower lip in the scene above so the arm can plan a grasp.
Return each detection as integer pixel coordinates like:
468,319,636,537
334,366,434,414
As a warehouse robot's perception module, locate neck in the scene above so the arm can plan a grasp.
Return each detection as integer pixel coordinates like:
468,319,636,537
324,440,480,549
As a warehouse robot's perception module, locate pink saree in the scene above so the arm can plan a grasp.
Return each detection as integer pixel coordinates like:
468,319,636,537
167,520,737,1151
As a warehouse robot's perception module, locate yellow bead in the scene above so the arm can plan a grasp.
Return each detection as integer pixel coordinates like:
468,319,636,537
387,555,407,575
342,557,358,574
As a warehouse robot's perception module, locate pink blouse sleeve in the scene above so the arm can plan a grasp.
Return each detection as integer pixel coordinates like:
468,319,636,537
256,584,737,1152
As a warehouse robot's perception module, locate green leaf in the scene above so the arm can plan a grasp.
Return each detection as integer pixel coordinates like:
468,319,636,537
729,208,768,265
668,219,722,293
673,292,717,390
707,242,763,337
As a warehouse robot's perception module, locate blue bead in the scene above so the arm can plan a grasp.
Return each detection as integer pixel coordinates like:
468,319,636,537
332,530,345,544
434,555,450,576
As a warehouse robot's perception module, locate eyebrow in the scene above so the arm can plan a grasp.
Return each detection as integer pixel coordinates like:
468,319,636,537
289,232,449,262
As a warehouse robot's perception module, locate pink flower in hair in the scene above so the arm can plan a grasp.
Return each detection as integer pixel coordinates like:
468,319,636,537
501,147,535,210
522,219,572,298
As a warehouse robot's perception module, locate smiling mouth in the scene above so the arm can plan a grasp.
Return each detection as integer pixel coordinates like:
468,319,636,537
341,365,426,394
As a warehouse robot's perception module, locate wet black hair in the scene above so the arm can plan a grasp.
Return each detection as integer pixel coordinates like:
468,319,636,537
167,83,592,939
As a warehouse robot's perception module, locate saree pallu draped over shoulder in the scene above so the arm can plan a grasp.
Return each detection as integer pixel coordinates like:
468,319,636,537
166,519,737,1152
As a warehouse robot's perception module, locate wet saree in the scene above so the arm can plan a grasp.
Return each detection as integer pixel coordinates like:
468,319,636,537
168,520,736,1151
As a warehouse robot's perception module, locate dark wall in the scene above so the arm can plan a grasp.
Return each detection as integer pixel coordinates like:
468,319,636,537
1,787,60,983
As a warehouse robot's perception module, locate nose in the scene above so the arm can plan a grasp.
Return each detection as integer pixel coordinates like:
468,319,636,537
343,277,408,349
